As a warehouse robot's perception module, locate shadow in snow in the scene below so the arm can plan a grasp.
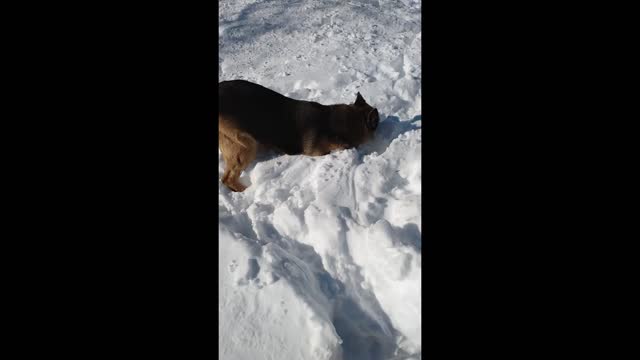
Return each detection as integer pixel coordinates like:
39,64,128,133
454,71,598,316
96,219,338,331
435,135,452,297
246,216,398,360
357,114,421,157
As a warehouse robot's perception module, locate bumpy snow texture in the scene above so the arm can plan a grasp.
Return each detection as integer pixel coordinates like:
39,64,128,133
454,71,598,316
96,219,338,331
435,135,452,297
219,1,421,359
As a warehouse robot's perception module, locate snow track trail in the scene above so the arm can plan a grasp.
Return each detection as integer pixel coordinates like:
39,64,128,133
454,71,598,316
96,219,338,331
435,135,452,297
219,1,421,359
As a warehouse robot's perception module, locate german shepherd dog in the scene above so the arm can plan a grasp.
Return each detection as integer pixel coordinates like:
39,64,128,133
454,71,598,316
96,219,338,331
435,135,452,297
219,80,380,192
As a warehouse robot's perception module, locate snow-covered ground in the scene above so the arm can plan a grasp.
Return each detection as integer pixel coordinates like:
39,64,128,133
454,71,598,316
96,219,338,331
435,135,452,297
219,1,421,359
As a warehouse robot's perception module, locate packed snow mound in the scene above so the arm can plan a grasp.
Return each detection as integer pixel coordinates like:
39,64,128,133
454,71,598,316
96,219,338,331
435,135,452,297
219,1,421,359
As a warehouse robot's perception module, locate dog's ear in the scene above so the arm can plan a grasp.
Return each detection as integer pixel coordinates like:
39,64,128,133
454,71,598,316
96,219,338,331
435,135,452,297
354,92,367,106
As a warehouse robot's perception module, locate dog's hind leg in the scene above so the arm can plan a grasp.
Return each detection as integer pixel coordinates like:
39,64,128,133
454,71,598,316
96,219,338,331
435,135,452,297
219,130,257,192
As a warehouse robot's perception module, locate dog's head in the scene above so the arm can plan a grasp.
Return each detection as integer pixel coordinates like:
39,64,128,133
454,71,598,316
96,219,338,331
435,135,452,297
334,92,379,146
354,92,380,133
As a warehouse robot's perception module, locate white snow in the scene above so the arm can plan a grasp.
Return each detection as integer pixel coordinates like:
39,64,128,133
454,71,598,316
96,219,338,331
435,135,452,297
219,1,421,359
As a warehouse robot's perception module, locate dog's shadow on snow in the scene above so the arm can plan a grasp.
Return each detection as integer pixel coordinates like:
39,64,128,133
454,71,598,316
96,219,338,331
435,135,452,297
357,114,422,157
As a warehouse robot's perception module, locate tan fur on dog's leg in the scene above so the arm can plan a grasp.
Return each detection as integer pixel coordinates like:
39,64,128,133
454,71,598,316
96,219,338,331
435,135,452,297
219,130,257,192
